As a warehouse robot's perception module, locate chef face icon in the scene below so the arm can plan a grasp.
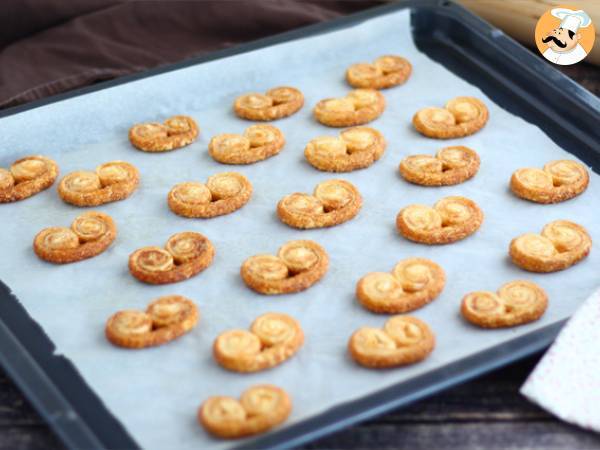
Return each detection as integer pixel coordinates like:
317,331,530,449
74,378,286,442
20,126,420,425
535,6,595,66
542,27,580,53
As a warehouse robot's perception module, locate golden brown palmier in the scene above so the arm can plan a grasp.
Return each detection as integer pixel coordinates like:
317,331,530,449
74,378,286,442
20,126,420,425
509,220,591,272
314,89,385,127
413,97,488,139
461,280,548,328
33,211,116,263
349,315,435,368
277,179,362,229
106,295,198,348
234,87,304,121
129,115,199,152
396,196,483,244
198,385,291,439
0,156,59,203
129,232,215,284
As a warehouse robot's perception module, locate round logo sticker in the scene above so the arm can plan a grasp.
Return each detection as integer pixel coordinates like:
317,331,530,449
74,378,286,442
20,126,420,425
535,5,595,66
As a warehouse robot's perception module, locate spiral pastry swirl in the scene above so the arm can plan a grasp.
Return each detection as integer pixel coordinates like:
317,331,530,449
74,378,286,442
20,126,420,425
346,55,412,89
396,196,483,245
314,89,386,127
304,126,386,172
241,240,328,295
198,385,291,439
0,155,59,203
129,231,215,284
209,125,285,164
399,146,480,186
461,280,548,328
168,172,252,218
413,97,488,139
277,179,362,229
348,315,435,368
510,159,589,204
33,211,116,263
356,258,445,313
213,312,304,372
58,160,139,207
234,86,304,121
509,220,591,272
129,115,199,152
105,295,199,348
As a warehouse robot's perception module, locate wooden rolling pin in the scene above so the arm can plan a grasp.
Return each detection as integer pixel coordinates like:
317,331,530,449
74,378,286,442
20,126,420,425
458,0,600,65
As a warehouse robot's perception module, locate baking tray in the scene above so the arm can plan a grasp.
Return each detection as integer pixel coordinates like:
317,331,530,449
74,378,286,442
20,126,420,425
0,1,598,449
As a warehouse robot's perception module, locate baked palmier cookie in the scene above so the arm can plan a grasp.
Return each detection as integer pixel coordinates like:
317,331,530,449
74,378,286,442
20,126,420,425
198,385,291,439
234,87,304,121
399,146,480,186
213,312,303,373
314,89,385,127
129,232,215,284
0,156,59,203
510,160,589,204
349,315,435,368
58,161,139,207
509,220,591,273
168,172,252,218
346,55,412,89
413,97,488,139
277,179,362,229
396,196,483,245
461,281,548,328
209,125,285,165
129,115,199,152
106,295,198,348
241,240,328,295
33,211,116,264
304,127,386,172
357,258,445,314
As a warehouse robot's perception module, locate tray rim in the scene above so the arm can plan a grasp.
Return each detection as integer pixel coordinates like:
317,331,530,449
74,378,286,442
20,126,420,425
0,1,597,449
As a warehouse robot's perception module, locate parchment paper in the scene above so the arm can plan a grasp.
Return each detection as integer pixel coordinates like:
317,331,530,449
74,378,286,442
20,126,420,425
0,9,599,450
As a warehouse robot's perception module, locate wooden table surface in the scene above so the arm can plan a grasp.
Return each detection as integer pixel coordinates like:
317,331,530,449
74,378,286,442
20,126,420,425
1,62,599,450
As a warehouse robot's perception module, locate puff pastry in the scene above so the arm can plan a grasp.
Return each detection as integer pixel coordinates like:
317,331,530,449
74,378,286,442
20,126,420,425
396,196,483,244
129,231,215,284
277,179,362,229
357,258,445,313
234,87,304,121
198,385,291,439
168,172,252,218
314,89,385,127
399,146,480,186
461,280,548,328
510,160,589,204
58,160,139,207
0,156,59,203
241,240,328,295
33,211,116,264
129,115,199,152
304,127,386,172
346,55,412,89
209,125,285,164
509,220,591,273
213,312,303,373
106,295,198,348
349,315,435,368
413,97,488,139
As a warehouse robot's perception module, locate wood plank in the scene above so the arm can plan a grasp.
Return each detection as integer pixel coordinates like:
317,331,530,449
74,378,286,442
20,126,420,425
305,422,600,450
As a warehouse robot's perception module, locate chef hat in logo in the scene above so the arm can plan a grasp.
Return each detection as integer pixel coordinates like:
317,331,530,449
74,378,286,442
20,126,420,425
551,8,592,33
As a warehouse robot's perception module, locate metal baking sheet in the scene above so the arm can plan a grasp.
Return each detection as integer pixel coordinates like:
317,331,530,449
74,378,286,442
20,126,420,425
0,1,599,449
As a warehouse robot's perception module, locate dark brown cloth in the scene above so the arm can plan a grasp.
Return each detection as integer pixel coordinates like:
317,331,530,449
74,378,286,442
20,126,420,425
0,0,381,109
